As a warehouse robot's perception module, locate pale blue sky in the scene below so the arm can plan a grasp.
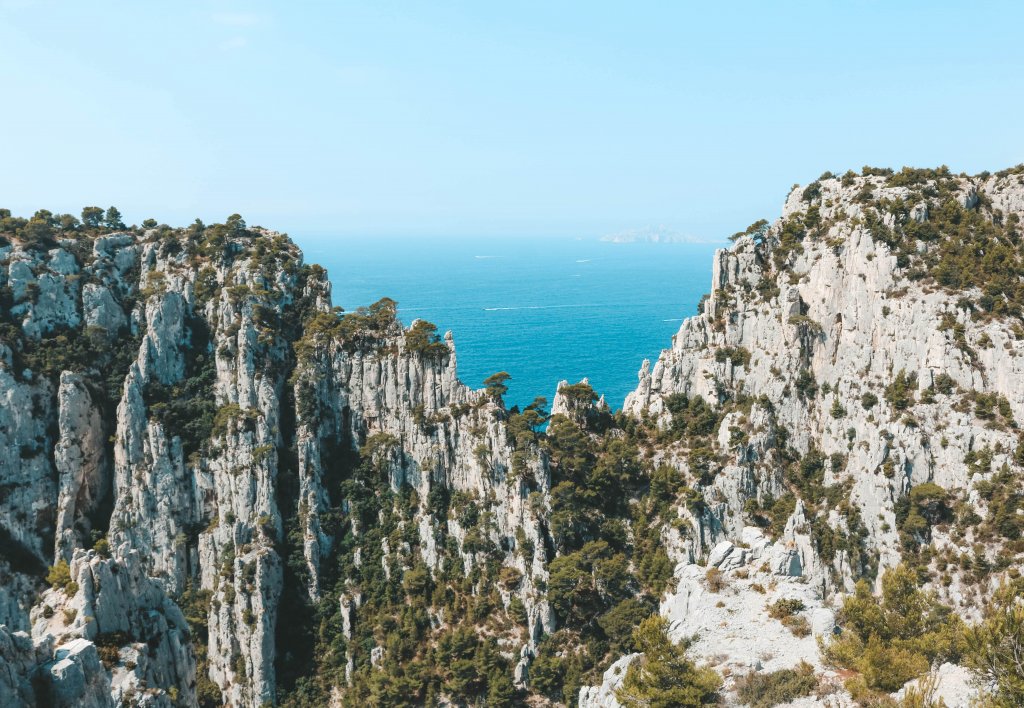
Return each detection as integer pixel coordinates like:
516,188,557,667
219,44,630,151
1,1,1022,239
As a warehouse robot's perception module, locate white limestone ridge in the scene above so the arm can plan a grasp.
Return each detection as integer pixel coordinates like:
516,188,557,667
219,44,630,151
581,169,1024,705
624,169,1024,597
1,166,1022,706
0,223,555,705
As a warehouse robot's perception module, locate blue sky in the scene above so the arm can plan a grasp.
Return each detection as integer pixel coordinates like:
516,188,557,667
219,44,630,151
1,1,1022,240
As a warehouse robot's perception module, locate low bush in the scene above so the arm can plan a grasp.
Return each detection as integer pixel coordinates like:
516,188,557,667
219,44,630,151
705,567,726,592
46,559,79,596
781,615,811,637
767,597,806,619
734,661,817,708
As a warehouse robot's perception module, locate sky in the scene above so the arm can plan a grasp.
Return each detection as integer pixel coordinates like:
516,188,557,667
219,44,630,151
1,1,1023,241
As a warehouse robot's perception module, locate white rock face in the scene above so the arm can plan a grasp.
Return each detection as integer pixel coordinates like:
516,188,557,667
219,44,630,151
293,319,557,667
3,224,560,702
0,360,55,564
0,563,38,633
54,372,109,561
577,653,636,708
82,282,127,333
625,170,1024,596
585,169,1024,706
1,229,300,705
0,548,196,707
661,536,833,677
7,248,83,339
896,662,978,707
45,637,113,708
0,626,46,705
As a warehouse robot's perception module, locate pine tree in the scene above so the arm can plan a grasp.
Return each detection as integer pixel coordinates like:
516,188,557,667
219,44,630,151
616,615,721,707
104,206,125,230
486,670,515,707
964,583,1024,706
81,206,104,229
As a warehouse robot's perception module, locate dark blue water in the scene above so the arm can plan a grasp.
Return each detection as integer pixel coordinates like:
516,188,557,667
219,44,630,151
296,235,720,411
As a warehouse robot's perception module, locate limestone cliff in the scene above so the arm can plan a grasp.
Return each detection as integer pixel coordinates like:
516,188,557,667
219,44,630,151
626,167,1024,597
0,216,555,706
2,166,1023,708
583,165,1024,705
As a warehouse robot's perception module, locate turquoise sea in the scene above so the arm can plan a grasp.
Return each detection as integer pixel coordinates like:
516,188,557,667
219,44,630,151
297,235,722,412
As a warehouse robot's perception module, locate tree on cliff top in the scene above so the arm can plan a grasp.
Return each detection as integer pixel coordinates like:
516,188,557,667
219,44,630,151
484,371,511,401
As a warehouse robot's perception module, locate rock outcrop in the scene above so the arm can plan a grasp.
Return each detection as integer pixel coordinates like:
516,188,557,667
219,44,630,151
0,548,195,707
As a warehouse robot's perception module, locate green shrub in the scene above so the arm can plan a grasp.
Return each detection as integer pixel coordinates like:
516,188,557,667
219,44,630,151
558,381,598,407
615,616,721,707
405,319,449,358
483,371,511,401
794,369,817,401
885,370,918,411
664,394,720,442
46,559,78,596
704,567,726,592
801,181,822,202
781,615,811,637
823,566,964,693
734,661,817,708
92,538,111,559
767,597,806,619
94,630,131,668
729,219,769,243
714,346,751,368
963,583,1024,705
895,482,952,550
598,597,656,655
973,465,1024,541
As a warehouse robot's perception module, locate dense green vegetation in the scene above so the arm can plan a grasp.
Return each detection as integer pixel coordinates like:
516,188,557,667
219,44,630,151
963,581,1024,706
615,615,721,707
274,368,736,705
405,319,450,358
276,432,524,707
819,567,1024,706
824,565,964,698
974,464,1024,543
0,322,141,405
0,205,126,251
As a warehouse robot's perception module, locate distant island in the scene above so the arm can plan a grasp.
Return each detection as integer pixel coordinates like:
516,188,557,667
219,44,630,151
599,225,722,244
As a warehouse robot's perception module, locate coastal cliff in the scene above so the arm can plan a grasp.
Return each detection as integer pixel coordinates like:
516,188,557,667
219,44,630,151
2,165,1024,707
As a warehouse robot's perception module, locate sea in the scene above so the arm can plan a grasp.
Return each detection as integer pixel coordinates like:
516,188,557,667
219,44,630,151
296,235,722,412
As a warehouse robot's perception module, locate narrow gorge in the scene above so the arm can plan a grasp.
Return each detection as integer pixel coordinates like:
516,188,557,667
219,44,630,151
2,166,1023,707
